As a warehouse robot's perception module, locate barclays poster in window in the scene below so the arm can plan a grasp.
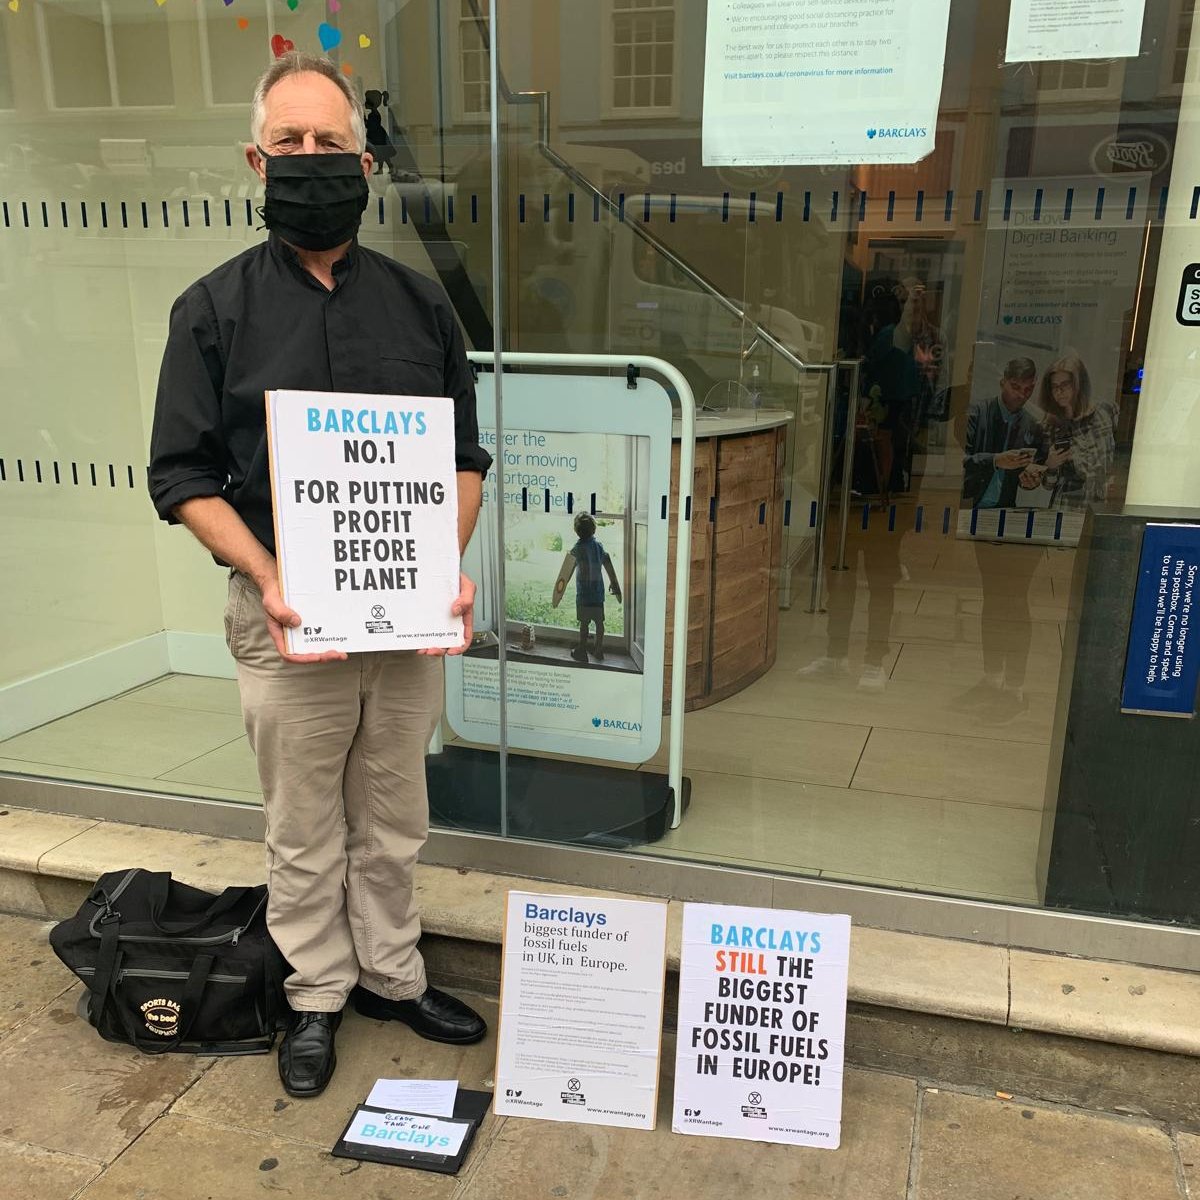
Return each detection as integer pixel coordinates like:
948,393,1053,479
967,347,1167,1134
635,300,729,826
701,0,952,166
958,176,1149,547
443,372,672,764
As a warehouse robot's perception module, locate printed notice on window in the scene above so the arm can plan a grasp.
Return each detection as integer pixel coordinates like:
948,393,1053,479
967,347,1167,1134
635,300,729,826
1120,523,1200,718
701,0,952,166
1006,0,1145,63
265,390,462,655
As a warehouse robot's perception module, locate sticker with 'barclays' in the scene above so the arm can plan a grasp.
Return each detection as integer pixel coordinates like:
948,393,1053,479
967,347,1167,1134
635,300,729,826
342,1108,468,1156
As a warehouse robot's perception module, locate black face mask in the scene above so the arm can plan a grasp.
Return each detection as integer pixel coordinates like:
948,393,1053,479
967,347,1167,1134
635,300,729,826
257,147,368,251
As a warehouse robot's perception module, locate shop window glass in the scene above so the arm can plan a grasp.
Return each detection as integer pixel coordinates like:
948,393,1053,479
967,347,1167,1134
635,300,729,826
38,0,171,109
0,18,13,109
201,1,272,107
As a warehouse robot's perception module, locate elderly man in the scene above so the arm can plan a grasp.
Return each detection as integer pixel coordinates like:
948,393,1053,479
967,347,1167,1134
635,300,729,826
147,54,492,1097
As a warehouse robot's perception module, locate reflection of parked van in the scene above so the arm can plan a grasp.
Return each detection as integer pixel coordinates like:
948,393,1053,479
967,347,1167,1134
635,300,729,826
451,145,832,380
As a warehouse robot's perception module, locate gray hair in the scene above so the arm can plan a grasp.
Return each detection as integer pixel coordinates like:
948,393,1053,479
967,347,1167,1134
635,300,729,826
250,52,366,154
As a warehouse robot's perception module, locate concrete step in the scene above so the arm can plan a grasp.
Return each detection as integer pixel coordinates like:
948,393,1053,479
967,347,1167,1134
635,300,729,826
2,804,1198,1128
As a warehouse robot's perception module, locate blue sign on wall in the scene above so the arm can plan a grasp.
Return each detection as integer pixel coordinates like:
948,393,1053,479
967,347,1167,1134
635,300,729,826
1121,523,1200,717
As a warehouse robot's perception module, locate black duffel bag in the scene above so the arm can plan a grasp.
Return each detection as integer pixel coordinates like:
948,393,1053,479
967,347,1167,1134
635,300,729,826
49,868,288,1056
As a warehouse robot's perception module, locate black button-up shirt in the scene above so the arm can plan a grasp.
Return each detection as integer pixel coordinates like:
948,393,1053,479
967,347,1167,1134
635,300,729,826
148,233,492,556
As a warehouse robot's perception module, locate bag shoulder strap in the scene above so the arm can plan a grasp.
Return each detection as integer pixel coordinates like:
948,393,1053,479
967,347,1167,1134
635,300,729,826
147,886,257,936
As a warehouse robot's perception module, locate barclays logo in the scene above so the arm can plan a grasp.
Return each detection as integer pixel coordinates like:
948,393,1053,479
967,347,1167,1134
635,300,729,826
591,716,643,732
867,126,928,140
1003,313,1063,326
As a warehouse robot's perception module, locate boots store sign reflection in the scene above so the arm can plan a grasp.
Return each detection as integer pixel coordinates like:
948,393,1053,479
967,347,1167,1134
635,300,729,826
1090,131,1171,177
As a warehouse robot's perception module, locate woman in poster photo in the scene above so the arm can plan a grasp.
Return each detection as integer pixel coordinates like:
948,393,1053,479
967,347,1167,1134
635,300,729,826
1028,353,1118,511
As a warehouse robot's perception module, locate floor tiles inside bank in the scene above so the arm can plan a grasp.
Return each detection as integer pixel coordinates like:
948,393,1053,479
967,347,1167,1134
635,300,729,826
0,494,1069,907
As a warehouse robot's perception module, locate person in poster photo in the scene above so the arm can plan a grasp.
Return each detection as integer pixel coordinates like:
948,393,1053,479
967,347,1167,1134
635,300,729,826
1027,353,1117,510
551,513,623,663
962,358,1043,508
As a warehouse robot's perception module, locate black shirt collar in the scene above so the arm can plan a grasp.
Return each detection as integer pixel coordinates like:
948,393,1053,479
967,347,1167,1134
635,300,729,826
268,232,359,289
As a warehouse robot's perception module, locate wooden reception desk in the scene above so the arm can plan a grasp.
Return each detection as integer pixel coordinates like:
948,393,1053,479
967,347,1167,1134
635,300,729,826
665,410,792,712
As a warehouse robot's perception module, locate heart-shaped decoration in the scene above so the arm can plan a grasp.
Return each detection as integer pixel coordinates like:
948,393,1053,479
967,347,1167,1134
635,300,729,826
286,0,297,9
236,16,248,28
358,33,369,48
6,0,17,11
270,33,294,57
222,0,233,6
317,21,340,50
328,0,340,11
341,62,353,76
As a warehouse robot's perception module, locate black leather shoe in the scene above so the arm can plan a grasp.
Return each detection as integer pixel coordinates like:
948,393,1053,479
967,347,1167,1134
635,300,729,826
351,984,487,1044
278,1009,341,1098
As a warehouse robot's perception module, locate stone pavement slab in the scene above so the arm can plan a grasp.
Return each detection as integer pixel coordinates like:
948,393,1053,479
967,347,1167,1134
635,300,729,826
915,1088,1183,1200
460,1067,918,1200
174,997,502,1149
0,913,73,1037
37,820,266,893
0,984,206,1162
75,1112,458,1199
1178,1132,1199,1195
0,808,97,872
0,1135,100,1200
850,926,1009,1025
1009,950,1200,1056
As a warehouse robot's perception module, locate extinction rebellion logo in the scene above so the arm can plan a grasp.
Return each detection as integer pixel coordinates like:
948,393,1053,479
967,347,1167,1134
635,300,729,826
140,997,181,1036
560,1077,586,1106
365,604,394,634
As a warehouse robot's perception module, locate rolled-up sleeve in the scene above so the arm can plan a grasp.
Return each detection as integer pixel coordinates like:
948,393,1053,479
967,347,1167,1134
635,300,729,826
442,311,493,477
147,285,228,523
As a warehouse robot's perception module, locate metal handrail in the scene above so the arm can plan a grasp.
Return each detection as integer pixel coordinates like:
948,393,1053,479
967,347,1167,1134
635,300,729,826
534,142,838,377
467,2,858,615
463,0,833,377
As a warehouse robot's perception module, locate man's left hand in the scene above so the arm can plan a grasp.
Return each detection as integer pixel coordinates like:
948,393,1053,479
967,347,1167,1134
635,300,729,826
419,571,475,657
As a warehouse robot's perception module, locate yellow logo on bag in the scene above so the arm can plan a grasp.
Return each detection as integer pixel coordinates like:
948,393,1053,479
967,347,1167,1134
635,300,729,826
140,997,182,1036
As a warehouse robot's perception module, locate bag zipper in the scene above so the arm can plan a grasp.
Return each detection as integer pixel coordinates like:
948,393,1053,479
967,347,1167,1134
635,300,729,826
76,966,249,985
106,868,140,906
87,894,266,945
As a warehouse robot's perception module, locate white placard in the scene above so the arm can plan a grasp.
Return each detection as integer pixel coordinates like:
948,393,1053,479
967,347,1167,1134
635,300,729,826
1005,0,1145,63
673,904,851,1149
494,892,668,1130
701,0,952,166
265,390,462,654
364,1079,458,1117
342,1108,467,1155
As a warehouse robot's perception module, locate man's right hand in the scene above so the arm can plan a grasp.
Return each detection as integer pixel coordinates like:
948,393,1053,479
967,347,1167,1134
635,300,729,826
260,578,348,663
994,448,1035,470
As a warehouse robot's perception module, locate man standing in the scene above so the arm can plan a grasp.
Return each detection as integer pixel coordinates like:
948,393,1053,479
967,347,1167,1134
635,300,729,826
961,358,1042,509
148,54,492,1097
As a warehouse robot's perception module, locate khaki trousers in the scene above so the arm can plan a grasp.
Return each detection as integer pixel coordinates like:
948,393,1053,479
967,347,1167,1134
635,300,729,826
224,572,442,1012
